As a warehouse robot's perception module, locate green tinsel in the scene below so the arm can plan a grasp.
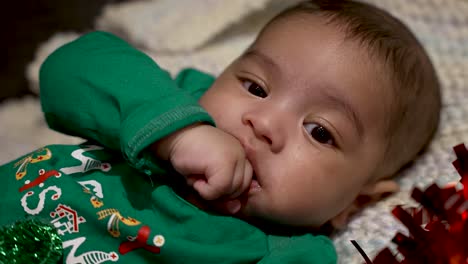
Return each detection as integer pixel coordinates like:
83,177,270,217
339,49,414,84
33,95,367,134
0,219,62,264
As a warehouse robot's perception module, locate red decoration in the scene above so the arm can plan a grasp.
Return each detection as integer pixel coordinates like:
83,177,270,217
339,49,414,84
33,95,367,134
353,143,468,264
119,225,161,255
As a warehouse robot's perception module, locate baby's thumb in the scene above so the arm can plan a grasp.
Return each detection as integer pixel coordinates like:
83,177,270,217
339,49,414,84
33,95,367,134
193,179,223,201
209,199,242,215
191,180,242,214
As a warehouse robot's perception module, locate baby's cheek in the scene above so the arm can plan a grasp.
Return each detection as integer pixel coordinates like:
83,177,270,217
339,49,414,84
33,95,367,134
274,192,334,226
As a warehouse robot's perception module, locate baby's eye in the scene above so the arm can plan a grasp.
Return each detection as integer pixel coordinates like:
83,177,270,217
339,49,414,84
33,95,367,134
304,123,335,145
242,80,268,98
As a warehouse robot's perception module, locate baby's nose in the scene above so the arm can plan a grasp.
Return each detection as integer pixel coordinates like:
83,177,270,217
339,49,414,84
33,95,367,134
241,110,286,153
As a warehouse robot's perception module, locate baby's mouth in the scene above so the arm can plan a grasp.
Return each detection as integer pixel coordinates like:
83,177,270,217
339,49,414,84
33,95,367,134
250,172,261,191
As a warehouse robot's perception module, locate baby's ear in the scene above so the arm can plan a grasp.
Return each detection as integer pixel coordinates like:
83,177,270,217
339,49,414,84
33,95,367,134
330,179,399,229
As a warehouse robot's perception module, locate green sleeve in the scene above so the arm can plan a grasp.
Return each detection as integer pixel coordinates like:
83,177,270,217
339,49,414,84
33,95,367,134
260,235,337,263
175,68,216,99
39,31,215,172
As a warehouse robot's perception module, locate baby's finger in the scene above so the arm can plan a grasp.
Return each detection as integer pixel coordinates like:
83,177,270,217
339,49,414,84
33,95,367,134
226,160,246,198
229,160,253,199
193,175,230,201
241,160,253,194
208,199,242,215
186,175,204,186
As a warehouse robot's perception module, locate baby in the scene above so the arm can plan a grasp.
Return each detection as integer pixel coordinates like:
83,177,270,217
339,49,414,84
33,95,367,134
0,0,440,263
157,0,441,229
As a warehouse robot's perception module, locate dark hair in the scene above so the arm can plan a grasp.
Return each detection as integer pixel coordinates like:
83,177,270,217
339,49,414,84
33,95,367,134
268,0,441,175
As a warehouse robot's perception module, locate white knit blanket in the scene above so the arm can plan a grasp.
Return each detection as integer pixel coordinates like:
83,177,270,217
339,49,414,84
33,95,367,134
2,0,468,262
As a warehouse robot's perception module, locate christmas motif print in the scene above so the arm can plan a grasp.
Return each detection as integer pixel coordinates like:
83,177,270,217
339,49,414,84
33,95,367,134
60,145,112,175
97,208,141,237
10,145,168,262
14,147,52,180
18,167,62,215
63,237,119,264
19,169,61,192
50,204,86,235
119,225,165,255
78,180,105,208
20,185,61,215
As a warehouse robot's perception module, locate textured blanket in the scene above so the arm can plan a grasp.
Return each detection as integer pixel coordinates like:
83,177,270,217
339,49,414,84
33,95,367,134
2,0,468,262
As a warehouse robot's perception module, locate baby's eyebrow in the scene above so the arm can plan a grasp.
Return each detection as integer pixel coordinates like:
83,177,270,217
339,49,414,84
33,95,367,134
241,49,281,75
321,90,364,139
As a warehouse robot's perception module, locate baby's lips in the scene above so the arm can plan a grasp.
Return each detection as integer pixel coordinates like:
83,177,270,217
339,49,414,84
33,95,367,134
250,179,261,190
249,171,262,192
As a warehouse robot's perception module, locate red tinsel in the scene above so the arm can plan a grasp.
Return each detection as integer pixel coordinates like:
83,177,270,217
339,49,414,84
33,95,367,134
353,143,468,264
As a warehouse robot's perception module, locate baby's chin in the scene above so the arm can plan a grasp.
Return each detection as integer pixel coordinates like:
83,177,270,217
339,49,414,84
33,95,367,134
235,206,323,236
236,193,286,229
237,196,329,232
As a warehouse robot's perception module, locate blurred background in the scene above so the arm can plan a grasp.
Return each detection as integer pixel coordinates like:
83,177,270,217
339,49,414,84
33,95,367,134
1,0,127,102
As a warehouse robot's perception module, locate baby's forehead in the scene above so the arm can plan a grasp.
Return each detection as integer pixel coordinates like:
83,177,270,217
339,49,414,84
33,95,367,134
251,13,397,117
262,10,396,67
257,12,389,69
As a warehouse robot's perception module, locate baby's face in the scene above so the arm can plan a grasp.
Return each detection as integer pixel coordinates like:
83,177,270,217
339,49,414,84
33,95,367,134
199,14,390,227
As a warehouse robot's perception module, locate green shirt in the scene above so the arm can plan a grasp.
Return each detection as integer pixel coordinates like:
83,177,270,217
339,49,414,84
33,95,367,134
0,31,336,263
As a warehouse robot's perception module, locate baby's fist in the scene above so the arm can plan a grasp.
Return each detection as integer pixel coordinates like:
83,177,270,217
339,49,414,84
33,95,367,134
153,124,253,205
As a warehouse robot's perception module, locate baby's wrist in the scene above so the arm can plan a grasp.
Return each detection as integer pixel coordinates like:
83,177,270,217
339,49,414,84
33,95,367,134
151,123,205,160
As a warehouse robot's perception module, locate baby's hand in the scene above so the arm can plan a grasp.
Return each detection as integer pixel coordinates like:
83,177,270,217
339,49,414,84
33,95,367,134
153,124,252,213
